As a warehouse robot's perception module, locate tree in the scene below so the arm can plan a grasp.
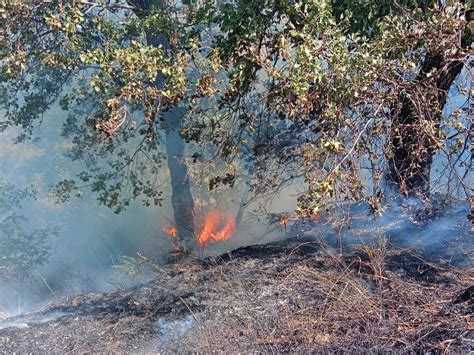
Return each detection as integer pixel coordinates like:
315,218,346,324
1,0,200,249
1,0,472,255
186,0,472,214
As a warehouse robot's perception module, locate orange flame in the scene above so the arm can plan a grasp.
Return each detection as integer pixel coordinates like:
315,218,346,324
278,216,289,225
162,209,236,247
197,210,236,247
163,225,178,238
277,214,299,226
276,213,320,227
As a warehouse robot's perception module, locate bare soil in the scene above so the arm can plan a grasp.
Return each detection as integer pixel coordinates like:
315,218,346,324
0,241,473,352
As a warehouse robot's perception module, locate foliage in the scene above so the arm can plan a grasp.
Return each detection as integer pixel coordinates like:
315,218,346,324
1,0,183,212
0,0,472,219
188,0,472,213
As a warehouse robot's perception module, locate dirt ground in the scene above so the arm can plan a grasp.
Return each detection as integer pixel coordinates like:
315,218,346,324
0,240,473,352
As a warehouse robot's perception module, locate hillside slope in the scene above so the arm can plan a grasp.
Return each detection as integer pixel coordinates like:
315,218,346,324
0,241,473,352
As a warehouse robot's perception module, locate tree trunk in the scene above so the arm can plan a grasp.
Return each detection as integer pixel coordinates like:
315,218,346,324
163,107,195,250
130,0,196,249
148,35,196,248
150,35,195,249
387,52,464,196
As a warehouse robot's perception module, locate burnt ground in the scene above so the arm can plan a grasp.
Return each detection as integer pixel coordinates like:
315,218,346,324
0,241,473,353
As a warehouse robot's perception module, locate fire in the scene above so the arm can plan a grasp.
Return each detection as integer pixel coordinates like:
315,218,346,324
162,209,237,247
277,212,320,226
163,225,178,238
277,214,298,226
278,215,288,225
196,210,236,247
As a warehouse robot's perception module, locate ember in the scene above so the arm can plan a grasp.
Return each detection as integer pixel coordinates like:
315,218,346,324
163,225,178,238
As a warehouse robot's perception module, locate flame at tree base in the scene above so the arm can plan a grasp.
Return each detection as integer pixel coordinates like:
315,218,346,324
163,209,237,248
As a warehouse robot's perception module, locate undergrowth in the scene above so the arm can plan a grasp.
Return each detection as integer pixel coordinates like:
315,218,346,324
171,242,474,352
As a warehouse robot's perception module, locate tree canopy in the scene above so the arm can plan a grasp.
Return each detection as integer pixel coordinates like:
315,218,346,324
1,0,472,248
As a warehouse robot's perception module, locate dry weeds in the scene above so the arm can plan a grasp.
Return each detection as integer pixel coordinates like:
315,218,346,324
0,241,472,352
177,243,473,353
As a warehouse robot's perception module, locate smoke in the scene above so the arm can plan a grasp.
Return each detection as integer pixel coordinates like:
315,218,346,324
285,195,472,267
0,107,177,316
0,76,471,319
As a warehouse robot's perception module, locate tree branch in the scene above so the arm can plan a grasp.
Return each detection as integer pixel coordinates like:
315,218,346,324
78,1,139,11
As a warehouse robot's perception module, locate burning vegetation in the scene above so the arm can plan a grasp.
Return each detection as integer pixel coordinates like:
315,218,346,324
163,209,237,247
162,225,178,238
0,0,472,353
196,210,236,247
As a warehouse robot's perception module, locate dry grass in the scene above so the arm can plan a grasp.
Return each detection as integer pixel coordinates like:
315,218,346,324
0,241,472,352
175,243,473,352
